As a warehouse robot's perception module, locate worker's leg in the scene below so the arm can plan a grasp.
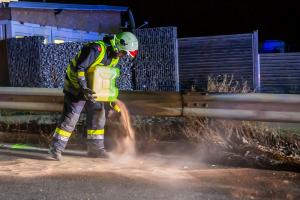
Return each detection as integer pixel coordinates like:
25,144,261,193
49,94,85,160
86,101,107,157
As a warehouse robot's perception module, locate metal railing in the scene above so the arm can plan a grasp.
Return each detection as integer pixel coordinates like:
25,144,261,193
0,87,300,122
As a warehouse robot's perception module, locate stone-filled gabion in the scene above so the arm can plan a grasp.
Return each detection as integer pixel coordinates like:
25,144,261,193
39,42,85,88
116,56,134,90
6,27,178,91
7,38,133,90
7,37,43,87
134,27,179,91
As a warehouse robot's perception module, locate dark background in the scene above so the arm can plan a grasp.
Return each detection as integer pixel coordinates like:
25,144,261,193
24,0,300,51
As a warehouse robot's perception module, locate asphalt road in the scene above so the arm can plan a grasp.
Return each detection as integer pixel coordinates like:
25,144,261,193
0,150,299,200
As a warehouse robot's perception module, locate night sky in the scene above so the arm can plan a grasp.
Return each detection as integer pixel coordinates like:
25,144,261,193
27,0,300,51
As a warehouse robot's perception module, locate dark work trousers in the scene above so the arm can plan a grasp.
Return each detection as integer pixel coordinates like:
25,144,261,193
50,93,106,154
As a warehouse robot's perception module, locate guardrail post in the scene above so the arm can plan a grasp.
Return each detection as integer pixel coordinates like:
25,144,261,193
252,30,261,92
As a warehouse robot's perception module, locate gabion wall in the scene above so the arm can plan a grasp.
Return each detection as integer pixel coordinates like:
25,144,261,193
134,27,179,91
6,27,178,91
39,42,84,88
7,37,43,87
7,37,133,90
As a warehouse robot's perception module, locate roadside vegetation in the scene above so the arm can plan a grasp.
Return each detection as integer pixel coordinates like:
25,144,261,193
0,74,299,170
182,74,300,170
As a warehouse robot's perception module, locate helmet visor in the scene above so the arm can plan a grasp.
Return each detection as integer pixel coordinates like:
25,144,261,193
128,50,138,58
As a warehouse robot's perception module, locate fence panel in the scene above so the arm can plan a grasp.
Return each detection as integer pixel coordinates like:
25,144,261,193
178,32,258,92
260,53,300,94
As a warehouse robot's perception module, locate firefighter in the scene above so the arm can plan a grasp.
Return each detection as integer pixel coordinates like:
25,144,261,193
48,32,139,160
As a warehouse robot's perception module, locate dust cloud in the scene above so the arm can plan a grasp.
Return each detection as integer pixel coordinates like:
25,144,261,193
106,100,205,181
107,100,136,162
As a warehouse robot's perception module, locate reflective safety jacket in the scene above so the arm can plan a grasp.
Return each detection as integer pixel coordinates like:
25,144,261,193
64,41,120,96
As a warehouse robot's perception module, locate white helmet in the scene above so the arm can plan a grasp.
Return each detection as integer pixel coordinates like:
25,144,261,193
114,32,139,58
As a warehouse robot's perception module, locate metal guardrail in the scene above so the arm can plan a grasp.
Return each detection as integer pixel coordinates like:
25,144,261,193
183,92,300,122
0,87,300,122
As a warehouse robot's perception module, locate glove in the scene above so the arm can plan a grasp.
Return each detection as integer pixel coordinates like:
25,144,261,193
82,87,97,103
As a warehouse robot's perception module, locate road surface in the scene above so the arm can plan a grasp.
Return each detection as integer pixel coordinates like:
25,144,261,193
0,150,299,200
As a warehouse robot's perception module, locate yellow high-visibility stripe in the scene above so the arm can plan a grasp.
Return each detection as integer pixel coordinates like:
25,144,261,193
87,129,104,135
72,59,76,67
66,65,80,88
88,42,106,73
55,128,72,138
77,71,85,77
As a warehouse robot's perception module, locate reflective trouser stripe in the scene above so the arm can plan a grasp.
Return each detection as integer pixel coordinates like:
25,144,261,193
87,134,104,140
87,129,104,135
53,128,72,142
87,129,104,140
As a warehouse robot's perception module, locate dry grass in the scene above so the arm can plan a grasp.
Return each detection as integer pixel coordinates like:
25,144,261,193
182,74,300,169
182,117,300,168
207,74,252,93
183,118,299,154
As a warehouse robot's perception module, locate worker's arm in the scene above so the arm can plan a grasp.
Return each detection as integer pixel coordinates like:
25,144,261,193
76,44,101,89
75,44,101,102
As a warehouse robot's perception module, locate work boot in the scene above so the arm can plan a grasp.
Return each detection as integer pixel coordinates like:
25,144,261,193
48,147,62,161
48,137,67,161
87,139,109,158
87,148,109,159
